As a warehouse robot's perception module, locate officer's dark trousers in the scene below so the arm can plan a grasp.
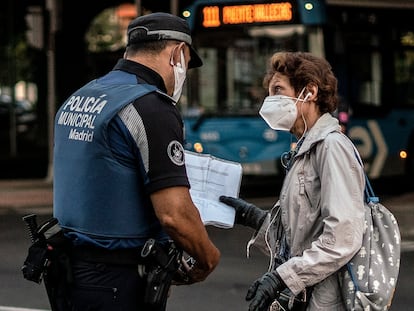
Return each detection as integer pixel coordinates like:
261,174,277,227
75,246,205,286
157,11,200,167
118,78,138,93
69,259,167,311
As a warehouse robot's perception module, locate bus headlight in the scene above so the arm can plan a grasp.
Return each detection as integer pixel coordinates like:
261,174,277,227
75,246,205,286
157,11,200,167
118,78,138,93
304,2,314,10
194,142,204,153
400,150,407,159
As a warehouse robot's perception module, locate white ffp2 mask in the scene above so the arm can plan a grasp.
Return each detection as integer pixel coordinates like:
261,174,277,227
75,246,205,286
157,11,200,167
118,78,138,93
171,50,186,103
259,89,310,131
259,95,298,131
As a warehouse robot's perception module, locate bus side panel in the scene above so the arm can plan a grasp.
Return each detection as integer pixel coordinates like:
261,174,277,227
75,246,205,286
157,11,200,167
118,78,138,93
348,110,414,178
183,117,292,174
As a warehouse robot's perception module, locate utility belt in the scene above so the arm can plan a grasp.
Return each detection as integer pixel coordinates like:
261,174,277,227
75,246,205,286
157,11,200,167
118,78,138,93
70,245,147,266
71,239,183,307
21,215,184,310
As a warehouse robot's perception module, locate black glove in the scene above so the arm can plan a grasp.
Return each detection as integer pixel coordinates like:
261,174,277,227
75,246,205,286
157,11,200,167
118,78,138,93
219,196,267,229
246,271,287,311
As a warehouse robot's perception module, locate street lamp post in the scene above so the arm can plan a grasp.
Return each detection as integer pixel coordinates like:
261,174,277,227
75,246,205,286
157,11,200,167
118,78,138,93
171,0,178,15
45,0,58,182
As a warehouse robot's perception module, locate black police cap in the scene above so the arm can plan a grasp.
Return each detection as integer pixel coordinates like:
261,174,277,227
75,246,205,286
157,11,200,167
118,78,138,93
127,12,202,68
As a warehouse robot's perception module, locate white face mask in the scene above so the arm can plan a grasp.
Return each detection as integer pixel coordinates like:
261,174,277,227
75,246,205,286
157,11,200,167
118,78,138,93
170,49,186,102
259,88,310,131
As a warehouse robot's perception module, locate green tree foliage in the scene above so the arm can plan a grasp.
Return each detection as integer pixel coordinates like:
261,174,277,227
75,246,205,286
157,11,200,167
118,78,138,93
86,8,125,53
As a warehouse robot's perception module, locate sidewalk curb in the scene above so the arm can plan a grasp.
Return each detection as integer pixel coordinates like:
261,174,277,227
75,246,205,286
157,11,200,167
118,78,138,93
0,179,53,211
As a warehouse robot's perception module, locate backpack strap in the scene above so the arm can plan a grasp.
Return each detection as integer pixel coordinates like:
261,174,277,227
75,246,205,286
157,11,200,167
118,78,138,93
347,148,380,290
353,149,379,204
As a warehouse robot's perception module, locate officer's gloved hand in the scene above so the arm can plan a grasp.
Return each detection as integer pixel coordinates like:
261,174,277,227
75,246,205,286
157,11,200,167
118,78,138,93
246,270,287,311
219,196,267,230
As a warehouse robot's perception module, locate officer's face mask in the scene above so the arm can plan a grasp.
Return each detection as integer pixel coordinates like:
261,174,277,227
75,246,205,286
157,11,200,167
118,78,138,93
170,47,187,103
259,88,310,131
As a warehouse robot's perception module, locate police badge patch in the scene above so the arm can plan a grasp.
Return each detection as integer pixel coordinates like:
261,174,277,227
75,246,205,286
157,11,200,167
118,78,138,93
167,140,185,166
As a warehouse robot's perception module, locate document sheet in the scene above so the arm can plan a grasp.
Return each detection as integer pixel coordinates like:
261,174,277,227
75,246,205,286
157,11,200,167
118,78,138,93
184,151,243,228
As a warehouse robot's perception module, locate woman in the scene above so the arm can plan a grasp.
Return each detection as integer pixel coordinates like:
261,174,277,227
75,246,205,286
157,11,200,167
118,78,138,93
220,52,365,311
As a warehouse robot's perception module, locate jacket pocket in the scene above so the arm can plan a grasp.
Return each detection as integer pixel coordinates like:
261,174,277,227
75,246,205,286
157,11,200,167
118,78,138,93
309,274,345,310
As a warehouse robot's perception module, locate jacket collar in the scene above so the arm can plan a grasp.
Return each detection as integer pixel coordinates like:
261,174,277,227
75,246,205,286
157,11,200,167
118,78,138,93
112,59,168,93
296,113,342,157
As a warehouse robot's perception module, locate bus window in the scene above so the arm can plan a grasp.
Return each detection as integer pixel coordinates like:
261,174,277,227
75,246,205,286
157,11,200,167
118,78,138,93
350,49,382,107
182,25,308,118
395,32,414,107
199,48,218,114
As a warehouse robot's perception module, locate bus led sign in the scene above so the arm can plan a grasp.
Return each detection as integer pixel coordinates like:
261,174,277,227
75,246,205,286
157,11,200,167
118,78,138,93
202,2,293,28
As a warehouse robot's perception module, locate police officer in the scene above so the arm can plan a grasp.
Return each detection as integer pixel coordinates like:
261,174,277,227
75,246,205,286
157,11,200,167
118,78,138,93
53,12,220,311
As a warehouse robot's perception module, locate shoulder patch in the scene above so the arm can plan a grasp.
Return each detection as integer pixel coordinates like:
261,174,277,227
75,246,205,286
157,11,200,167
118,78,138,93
167,140,185,166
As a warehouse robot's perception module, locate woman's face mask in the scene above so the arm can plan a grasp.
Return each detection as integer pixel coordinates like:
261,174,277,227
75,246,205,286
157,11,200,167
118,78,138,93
170,49,186,103
259,88,310,131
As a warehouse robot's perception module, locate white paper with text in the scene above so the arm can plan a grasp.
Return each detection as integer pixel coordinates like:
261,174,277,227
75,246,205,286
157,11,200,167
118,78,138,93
185,151,242,228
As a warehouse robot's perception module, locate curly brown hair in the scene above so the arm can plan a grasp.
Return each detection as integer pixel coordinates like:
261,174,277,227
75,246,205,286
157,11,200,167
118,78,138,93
263,51,338,113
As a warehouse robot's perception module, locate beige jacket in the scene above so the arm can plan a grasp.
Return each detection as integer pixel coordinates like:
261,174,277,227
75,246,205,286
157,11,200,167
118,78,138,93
249,113,365,310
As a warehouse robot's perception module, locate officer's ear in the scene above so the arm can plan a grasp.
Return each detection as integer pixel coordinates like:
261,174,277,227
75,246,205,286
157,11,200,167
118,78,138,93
171,42,186,66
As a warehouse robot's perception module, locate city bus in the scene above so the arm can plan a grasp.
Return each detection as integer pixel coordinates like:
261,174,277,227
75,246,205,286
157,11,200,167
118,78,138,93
179,0,414,180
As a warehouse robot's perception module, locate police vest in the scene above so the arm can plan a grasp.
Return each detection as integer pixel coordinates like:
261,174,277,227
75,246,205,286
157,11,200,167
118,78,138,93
53,70,166,239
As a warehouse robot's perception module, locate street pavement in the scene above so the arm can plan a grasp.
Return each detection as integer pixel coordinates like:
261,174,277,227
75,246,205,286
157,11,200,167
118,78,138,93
0,179,413,311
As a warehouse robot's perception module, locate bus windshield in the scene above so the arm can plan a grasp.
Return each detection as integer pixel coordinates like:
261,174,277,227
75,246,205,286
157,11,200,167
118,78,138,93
181,25,307,117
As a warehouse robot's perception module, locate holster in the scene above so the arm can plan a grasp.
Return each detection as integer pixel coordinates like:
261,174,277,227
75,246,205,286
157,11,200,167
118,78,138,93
140,238,182,307
271,287,313,311
22,215,73,311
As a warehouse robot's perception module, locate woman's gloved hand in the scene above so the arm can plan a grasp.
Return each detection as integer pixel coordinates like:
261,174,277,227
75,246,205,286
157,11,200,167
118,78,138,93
246,270,287,311
219,196,267,230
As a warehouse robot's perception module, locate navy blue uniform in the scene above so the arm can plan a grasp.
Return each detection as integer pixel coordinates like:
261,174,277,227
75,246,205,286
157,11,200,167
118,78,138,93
53,59,190,310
